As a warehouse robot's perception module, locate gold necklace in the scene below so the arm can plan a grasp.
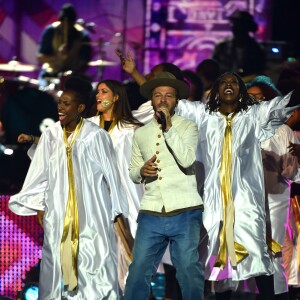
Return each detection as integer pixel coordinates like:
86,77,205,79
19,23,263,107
65,129,74,134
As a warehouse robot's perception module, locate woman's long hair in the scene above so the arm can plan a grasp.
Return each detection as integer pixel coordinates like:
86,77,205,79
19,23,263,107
97,79,143,127
206,72,258,113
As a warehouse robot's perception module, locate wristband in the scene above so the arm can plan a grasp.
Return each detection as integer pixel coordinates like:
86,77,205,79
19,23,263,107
30,134,35,144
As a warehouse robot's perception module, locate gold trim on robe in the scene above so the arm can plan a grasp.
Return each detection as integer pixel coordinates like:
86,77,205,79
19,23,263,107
60,118,84,291
99,115,117,134
215,113,248,269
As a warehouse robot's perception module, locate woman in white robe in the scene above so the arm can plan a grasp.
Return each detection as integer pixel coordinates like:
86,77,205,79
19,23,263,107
89,79,144,237
176,72,300,300
245,78,300,298
17,79,143,294
89,79,144,292
283,107,300,297
261,124,300,294
9,77,128,299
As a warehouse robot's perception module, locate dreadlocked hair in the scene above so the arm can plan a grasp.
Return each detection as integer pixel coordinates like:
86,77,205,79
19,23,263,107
206,72,258,113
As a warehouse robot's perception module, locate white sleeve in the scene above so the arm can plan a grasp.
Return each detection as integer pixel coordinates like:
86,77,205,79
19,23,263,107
132,100,153,124
9,132,50,215
255,92,296,142
176,100,205,125
91,130,129,220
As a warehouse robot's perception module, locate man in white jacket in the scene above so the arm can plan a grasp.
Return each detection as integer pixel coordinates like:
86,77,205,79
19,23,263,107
124,72,205,300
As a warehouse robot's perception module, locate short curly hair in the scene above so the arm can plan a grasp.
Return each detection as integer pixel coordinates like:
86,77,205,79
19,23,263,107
64,76,92,105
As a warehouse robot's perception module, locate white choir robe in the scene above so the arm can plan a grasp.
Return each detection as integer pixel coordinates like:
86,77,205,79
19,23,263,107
9,120,128,300
283,194,300,287
176,92,295,281
282,132,300,288
261,124,300,294
88,116,144,292
88,116,143,237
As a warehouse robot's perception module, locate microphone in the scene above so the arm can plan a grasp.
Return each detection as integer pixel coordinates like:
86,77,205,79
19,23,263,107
101,99,113,107
159,111,166,132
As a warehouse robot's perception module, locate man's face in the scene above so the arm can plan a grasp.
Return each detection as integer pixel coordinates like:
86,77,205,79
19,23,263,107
151,86,178,115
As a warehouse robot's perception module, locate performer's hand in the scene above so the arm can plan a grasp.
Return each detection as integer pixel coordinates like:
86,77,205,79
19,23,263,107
58,44,68,56
155,105,172,131
37,210,45,227
115,49,136,75
140,155,157,178
18,133,34,144
288,142,300,164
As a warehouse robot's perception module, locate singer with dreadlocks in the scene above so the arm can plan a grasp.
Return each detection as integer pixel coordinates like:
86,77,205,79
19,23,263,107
176,71,300,300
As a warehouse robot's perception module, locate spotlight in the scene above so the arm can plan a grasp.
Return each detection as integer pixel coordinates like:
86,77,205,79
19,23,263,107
22,283,39,300
0,143,13,155
271,47,280,53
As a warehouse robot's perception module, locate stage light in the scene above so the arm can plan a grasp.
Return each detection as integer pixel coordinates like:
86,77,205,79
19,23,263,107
0,144,13,155
271,47,280,53
22,283,39,300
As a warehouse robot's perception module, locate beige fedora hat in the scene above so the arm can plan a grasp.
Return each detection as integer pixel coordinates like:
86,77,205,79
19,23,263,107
140,72,190,99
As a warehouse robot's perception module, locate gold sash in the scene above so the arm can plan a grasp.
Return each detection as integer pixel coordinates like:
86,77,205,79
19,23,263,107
215,113,248,269
60,118,84,290
266,236,282,256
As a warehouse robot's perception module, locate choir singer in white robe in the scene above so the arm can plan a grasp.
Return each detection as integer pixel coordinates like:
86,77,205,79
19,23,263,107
9,76,128,299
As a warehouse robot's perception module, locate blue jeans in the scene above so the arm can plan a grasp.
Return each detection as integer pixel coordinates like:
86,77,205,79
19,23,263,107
124,209,204,300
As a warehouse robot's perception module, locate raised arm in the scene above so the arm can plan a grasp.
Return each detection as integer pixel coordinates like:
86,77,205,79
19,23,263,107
9,132,51,215
18,133,39,144
115,50,147,86
255,91,300,142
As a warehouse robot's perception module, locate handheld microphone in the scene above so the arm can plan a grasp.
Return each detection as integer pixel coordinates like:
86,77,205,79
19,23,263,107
159,111,166,132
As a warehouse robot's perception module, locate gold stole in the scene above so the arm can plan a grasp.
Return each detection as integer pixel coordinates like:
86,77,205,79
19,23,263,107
215,113,248,269
266,236,282,256
60,118,84,290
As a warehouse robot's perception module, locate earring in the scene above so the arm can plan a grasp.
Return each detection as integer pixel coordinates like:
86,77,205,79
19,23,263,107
215,95,219,104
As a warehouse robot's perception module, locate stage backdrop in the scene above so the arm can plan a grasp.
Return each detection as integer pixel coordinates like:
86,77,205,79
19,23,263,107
0,195,43,299
143,0,272,73
0,0,275,83
0,0,146,82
